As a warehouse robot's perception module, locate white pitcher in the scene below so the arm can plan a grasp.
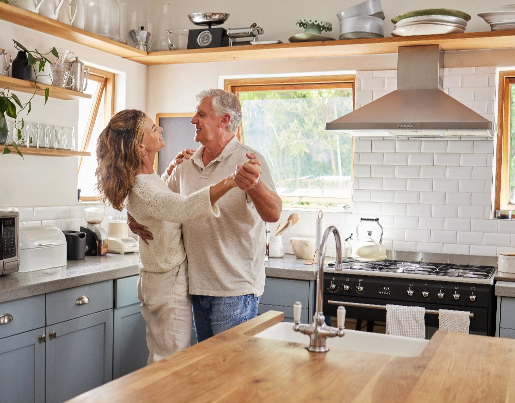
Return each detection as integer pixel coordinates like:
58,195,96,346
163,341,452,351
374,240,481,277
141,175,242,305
57,0,77,25
0,49,12,77
10,0,46,14
70,0,84,30
39,0,64,19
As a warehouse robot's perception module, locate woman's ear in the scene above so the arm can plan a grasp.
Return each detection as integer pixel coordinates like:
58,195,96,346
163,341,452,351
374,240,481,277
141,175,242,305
139,143,146,155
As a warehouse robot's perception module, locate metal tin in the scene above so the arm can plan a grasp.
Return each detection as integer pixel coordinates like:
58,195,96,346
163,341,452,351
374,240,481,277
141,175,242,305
69,57,89,92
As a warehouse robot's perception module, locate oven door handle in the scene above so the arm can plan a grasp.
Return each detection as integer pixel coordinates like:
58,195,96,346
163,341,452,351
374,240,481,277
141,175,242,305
327,300,474,318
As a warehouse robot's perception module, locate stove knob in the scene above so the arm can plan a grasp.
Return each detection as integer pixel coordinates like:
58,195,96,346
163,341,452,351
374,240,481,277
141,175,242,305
407,287,414,297
469,294,476,302
356,285,365,294
437,291,444,299
343,284,350,291
453,292,460,301
422,291,429,298
329,281,336,291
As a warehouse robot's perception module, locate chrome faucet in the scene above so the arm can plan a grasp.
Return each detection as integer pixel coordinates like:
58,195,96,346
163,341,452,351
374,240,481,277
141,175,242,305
293,226,346,352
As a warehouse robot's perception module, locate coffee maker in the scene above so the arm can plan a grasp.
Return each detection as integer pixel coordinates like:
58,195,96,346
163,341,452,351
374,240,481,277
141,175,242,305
80,207,108,256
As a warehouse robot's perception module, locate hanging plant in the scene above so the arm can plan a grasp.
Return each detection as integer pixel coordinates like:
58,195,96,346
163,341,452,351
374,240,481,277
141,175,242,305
0,40,58,156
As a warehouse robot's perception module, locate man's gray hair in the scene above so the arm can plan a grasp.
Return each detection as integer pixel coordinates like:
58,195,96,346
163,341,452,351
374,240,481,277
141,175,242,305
196,89,242,134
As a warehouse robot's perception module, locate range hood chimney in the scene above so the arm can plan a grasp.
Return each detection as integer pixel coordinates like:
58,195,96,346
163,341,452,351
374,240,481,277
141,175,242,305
326,45,493,137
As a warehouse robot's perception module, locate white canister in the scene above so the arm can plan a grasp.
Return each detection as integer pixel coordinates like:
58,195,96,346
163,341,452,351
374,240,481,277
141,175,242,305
269,235,285,258
498,253,515,273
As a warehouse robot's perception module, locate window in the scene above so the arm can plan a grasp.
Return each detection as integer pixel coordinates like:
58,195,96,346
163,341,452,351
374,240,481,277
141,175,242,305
77,68,115,201
226,75,355,210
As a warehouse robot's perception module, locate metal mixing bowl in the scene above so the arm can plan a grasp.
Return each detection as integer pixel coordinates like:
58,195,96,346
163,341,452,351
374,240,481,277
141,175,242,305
188,12,230,26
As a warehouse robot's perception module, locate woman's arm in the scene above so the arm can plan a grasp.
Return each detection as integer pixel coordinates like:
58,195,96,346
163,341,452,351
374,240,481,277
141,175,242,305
210,175,237,205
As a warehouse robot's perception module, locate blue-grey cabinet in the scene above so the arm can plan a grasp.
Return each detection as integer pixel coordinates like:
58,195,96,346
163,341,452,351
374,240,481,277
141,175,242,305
497,296,515,338
259,277,315,323
113,275,148,379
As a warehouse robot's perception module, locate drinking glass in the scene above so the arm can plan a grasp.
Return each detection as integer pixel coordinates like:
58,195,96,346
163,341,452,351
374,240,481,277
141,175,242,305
5,118,15,145
53,126,63,149
51,65,74,88
62,126,76,150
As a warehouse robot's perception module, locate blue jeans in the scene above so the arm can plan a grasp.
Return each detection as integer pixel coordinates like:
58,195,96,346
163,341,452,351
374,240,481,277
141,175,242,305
191,294,260,342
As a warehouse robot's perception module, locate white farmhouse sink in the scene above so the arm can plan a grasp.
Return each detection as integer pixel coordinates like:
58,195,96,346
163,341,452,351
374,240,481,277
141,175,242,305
254,322,429,358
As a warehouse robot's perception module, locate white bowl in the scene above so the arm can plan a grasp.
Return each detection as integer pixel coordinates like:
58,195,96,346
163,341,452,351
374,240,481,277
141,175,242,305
491,21,515,30
394,15,468,28
289,237,315,260
339,15,384,36
392,23,465,36
337,0,384,21
478,11,515,24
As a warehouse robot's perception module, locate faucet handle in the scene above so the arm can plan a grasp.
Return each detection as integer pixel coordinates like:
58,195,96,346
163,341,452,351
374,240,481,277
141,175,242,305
337,306,346,329
293,301,302,323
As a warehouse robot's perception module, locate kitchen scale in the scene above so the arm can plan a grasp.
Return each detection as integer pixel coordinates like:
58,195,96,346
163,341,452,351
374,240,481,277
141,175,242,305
107,220,139,254
187,12,230,49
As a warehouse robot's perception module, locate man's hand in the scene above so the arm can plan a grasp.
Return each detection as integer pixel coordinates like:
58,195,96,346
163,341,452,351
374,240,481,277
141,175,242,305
127,213,154,245
166,148,196,176
233,153,262,191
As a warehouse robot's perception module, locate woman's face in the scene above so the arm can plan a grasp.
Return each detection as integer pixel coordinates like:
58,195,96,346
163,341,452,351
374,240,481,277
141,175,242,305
140,115,165,154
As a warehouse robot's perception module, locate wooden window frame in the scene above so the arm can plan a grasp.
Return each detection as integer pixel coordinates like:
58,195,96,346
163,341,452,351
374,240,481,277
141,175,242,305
495,71,515,211
78,67,115,201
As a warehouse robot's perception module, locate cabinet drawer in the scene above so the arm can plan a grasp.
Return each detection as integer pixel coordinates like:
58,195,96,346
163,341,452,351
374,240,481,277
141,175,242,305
500,327,515,339
0,295,45,339
258,304,309,323
114,276,139,308
500,297,515,330
46,281,113,325
260,278,311,307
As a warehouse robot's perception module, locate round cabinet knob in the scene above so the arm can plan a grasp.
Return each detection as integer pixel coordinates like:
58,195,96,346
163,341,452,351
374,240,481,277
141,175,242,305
453,292,460,301
329,282,336,291
469,294,476,302
437,291,444,299
407,289,414,297
422,291,429,298
356,285,364,294
343,284,350,291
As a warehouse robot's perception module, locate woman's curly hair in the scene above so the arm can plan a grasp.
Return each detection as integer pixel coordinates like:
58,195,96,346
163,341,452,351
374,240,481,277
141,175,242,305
95,109,146,211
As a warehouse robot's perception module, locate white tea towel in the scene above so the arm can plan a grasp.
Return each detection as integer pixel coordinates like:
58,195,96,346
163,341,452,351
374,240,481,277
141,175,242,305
439,309,470,334
386,304,426,339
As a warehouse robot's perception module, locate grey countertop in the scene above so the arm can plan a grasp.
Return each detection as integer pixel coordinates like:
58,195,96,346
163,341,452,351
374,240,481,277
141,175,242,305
496,281,515,298
0,253,316,304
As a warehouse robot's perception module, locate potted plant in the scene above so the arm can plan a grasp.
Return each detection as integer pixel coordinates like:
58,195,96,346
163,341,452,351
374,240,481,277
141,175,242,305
0,40,58,156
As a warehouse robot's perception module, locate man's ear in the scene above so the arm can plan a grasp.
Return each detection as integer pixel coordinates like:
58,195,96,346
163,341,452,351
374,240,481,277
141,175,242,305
219,114,231,129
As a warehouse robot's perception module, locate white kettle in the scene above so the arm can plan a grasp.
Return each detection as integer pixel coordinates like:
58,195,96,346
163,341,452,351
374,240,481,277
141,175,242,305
349,217,387,261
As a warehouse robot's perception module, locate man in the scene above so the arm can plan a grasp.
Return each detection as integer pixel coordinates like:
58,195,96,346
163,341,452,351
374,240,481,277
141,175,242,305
130,89,282,342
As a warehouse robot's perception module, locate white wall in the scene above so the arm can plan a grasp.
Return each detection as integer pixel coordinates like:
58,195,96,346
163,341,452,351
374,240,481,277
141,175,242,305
0,18,147,207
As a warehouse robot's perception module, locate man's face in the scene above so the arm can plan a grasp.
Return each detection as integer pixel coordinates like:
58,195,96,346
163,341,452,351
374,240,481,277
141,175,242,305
191,97,225,145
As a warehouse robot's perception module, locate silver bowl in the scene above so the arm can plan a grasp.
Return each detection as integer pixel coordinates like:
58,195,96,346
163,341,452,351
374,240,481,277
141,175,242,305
188,12,230,26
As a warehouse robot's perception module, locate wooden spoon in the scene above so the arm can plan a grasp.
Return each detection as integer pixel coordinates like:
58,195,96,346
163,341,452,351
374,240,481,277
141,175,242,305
274,220,292,236
287,213,300,226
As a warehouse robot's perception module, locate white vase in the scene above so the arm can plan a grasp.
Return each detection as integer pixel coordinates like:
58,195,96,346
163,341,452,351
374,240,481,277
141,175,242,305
269,235,285,258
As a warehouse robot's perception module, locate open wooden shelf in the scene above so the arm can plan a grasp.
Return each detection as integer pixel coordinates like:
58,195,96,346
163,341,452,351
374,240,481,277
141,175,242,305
129,30,515,65
0,2,145,59
4,146,90,157
0,75,91,100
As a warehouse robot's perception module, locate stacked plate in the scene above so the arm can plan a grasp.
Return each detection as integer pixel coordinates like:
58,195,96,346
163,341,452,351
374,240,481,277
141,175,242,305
337,0,385,40
391,8,470,36
478,5,515,31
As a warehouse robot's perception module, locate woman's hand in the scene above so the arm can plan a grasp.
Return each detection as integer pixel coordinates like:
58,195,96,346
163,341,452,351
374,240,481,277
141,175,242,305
233,153,262,191
127,212,154,245
166,148,196,175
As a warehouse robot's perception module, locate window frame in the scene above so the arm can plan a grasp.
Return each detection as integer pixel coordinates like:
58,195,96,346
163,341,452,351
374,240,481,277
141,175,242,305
78,67,115,201
495,71,515,211
224,74,355,208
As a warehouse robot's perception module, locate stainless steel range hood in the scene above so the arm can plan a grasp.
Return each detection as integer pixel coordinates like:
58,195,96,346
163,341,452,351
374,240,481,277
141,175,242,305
326,45,493,137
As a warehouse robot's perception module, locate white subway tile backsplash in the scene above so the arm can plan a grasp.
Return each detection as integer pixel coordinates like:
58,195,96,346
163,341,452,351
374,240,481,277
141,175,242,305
421,167,446,179
474,87,495,101
20,221,42,227
407,204,432,217
352,190,371,202
383,178,408,191
395,191,419,204
354,139,372,153
471,219,497,233
434,154,460,166
385,77,397,90
461,154,487,167
433,179,459,193
357,71,374,78
448,141,474,154
372,140,396,153
393,240,418,252
471,193,492,207
52,206,70,219
471,167,493,180
69,205,85,218
419,191,445,205
42,219,61,229
370,190,395,203
393,215,418,229
407,179,433,192
421,141,448,153
458,206,486,219
498,220,515,234
371,165,395,177
475,66,496,74
358,153,384,165
457,232,483,245
408,153,434,166
445,218,471,231
419,217,444,230
353,165,371,177
383,153,408,165
483,232,511,246
461,100,488,114
373,70,396,77
470,245,497,256
396,140,421,153
474,141,493,154
373,90,392,100
459,180,487,193
395,166,421,178
446,192,471,205
432,205,458,218
417,242,444,253
446,167,472,180
384,228,405,241
443,75,461,88
34,207,54,220
10,207,33,221
447,67,475,75
462,74,489,88
448,87,474,100
355,91,373,106
361,77,385,90
61,218,80,231
382,203,407,216
357,178,383,190
444,244,470,255
355,202,382,216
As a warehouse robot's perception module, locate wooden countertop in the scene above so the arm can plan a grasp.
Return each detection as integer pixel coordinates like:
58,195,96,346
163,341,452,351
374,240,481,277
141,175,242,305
68,311,515,403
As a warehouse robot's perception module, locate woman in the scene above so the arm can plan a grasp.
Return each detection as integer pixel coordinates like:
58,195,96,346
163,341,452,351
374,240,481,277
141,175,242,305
96,109,244,364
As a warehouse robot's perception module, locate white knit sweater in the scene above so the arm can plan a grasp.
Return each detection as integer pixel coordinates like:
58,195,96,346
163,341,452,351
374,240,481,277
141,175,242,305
127,173,220,273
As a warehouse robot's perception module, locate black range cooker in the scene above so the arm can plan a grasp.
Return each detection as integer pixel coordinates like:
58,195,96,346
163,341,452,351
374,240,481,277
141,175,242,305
323,259,496,336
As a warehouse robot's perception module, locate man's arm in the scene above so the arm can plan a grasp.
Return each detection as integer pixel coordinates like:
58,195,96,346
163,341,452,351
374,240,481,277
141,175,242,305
233,153,282,223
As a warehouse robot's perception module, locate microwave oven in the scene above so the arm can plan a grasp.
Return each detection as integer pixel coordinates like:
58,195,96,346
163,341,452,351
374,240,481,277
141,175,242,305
1,210,19,274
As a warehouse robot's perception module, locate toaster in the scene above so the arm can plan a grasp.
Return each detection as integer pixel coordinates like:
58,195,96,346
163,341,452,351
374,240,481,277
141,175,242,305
0,210,19,275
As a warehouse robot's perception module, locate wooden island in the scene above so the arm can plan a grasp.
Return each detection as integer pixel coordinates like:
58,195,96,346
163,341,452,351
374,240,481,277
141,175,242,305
68,311,515,402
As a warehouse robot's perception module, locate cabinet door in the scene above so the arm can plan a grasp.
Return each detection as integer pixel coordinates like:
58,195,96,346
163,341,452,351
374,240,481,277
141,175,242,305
45,309,113,403
0,328,45,403
113,303,148,379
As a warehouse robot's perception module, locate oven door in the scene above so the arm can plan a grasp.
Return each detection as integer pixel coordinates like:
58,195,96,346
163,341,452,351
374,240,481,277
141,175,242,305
323,294,492,335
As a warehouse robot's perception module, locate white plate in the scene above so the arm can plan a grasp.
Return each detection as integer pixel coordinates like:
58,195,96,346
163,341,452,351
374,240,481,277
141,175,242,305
394,14,468,28
249,40,282,45
395,21,466,30
478,11,515,24
392,23,465,36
